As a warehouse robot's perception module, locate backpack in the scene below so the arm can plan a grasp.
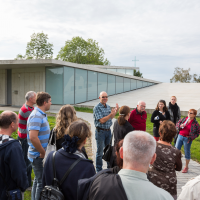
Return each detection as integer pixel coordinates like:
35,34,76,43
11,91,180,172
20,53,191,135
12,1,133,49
40,151,82,200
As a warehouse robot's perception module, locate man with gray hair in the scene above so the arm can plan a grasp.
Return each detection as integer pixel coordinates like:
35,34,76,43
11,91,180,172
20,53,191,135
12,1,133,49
18,91,36,189
128,100,147,131
89,131,173,200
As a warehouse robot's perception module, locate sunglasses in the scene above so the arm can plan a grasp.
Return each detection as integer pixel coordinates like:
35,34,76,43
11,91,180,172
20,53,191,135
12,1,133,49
102,96,108,98
188,112,194,115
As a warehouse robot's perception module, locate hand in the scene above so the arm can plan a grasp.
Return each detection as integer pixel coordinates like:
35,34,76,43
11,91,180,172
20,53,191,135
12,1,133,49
111,107,117,118
180,124,184,128
40,152,45,158
115,103,119,112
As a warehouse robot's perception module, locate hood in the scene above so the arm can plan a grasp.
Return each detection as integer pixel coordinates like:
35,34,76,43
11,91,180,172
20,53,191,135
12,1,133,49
0,140,18,150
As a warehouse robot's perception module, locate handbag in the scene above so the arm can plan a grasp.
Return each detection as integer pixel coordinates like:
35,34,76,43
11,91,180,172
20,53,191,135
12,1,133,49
102,132,113,162
40,151,82,200
0,171,22,200
43,128,57,166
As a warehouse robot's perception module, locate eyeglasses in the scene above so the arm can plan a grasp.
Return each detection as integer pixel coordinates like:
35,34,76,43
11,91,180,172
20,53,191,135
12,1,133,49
188,112,194,115
102,96,108,98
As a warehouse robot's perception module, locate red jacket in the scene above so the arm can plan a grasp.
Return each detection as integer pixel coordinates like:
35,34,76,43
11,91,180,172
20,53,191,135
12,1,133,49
128,108,147,131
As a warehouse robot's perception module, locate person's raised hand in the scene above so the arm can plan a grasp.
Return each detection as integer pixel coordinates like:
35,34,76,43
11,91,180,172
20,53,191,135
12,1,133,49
111,107,117,118
115,103,119,112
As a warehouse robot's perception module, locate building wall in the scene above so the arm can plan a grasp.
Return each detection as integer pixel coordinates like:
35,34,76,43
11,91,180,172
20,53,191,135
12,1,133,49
12,67,45,106
0,69,6,105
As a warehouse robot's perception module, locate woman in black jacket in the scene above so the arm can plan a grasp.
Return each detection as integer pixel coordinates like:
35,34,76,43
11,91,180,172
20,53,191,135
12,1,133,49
110,106,134,167
151,100,170,141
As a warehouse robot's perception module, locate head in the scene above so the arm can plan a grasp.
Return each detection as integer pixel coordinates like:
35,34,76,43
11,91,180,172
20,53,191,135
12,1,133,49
118,106,130,125
188,109,197,120
36,92,52,111
170,96,177,105
159,120,177,143
121,131,156,170
55,105,77,139
25,91,36,105
99,91,108,105
65,120,92,149
137,101,146,113
116,139,124,169
0,111,18,134
156,100,168,112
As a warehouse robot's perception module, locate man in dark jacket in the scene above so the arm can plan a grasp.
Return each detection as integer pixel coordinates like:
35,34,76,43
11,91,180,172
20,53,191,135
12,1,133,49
0,111,28,200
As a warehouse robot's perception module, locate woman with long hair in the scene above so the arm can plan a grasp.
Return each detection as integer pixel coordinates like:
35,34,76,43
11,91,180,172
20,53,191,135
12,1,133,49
151,100,171,141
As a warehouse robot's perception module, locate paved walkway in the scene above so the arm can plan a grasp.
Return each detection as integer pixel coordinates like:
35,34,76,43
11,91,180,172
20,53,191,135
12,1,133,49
1,106,200,196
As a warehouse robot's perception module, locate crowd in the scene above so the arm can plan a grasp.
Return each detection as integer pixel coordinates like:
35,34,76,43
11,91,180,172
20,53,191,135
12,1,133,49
0,91,200,200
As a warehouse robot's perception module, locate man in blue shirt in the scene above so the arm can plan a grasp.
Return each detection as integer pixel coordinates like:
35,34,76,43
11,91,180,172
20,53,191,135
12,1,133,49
27,92,51,200
93,91,119,172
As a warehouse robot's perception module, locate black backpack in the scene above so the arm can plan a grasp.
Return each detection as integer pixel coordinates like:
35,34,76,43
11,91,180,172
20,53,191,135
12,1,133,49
40,151,82,200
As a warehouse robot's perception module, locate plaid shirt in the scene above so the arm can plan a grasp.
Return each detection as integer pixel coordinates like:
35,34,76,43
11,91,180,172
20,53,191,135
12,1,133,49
93,102,112,129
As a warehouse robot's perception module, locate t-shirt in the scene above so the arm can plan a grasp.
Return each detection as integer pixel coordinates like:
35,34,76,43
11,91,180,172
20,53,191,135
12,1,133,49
27,107,50,162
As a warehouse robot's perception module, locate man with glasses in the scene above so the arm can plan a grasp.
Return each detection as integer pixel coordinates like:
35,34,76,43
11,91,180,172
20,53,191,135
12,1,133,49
93,91,119,172
128,101,147,131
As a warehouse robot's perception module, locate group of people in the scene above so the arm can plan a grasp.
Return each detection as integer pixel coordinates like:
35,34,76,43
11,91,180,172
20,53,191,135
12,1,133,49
0,91,200,200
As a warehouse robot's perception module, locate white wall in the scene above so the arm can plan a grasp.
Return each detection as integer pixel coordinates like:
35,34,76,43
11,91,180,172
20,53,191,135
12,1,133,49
12,67,45,106
0,69,6,105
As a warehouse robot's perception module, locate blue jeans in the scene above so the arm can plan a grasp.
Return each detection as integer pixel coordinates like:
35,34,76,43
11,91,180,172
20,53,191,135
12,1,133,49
95,129,111,172
175,134,192,160
18,137,32,187
31,157,43,200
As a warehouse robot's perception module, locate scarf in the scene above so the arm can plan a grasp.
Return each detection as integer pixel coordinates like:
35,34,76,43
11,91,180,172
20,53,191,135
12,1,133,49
0,134,14,144
169,102,178,124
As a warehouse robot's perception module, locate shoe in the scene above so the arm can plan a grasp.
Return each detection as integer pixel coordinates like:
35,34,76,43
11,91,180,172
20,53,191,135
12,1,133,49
182,167,188,173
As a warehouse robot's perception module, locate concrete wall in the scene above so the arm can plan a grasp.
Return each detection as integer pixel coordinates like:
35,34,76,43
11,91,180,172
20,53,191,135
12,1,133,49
0,69,6,105
12,67,45,106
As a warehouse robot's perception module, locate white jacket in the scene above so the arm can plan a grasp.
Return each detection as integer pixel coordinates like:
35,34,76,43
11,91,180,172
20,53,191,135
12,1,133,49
178,175,200,200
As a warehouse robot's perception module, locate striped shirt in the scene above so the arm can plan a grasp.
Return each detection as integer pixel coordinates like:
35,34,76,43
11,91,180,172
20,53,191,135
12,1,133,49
27,107,50,162
18,104,34,138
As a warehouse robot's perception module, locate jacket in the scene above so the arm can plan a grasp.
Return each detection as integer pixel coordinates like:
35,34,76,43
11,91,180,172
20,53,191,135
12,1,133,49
167,105,181,124
0,140,28,200
176,117,200,143
42,149,96,200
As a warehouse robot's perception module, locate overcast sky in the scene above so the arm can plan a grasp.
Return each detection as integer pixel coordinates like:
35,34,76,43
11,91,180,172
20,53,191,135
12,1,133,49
0,0,200,82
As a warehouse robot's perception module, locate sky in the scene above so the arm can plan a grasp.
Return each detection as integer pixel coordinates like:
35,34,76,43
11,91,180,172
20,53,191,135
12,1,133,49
0,0,200,82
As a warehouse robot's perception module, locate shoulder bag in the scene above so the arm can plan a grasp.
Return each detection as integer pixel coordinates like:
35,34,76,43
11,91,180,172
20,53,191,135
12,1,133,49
102,132,113,162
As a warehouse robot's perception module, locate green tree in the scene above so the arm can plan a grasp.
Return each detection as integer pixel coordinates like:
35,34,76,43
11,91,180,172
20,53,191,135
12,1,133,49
170,67,192,83
193,74,200,83
15,32,53,60
56,36,110,65
133,69,143,78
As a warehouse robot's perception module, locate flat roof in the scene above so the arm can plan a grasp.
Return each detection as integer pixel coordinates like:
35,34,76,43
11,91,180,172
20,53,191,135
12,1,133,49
0,59,161,83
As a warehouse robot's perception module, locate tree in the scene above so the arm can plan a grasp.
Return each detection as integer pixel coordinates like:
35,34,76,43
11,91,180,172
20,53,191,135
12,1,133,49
193,74,200,83
56,36,110,65
15,32,53,60
133,69,143,78
170,67,192,83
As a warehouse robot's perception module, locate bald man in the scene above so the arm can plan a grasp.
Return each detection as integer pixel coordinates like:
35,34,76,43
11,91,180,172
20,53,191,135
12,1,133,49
128,101,147,131
0,111,28,199
93,91,119,172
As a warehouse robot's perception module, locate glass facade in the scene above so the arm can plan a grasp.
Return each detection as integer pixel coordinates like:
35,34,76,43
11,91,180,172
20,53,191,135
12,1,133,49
126,69,133,76
45,66,157,105
117,68,126,74
107,68,117,72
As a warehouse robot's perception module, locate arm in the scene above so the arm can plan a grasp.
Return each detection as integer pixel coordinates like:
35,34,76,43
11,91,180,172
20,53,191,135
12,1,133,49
99,108,116,124
178,107,181,121
151,111,160,125
29,130,46,158
176,118,184,130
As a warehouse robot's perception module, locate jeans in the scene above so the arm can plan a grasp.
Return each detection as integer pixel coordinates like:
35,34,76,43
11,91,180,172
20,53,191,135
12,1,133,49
175,134,192,160
18,136,32,187
95,129,111,172
31,157,43,200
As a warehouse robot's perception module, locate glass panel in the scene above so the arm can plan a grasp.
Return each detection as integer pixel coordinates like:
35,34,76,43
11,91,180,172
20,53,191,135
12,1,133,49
126,69,133,76
88,71,98,101
46,67,63,104
124,78,130,92
108,75,115,95
107,68,117,72
64,67,74,104
116,76,123,93
116,68,125,74
137,80,143,88
143,81,148,87
131,79,137,90
75,69,87,104
98,73,107,95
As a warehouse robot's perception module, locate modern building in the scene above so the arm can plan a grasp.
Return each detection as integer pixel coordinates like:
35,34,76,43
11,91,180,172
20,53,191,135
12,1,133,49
0,59,161,106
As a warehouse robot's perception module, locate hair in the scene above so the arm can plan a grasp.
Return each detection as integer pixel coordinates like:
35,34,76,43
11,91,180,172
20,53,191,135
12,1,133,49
189,109,197,116
25,91,36,101
118,106,130,125
137,101,145,105
55,105,77,139
171,96,177,100
156,100,168,112
0,111,17,129
116,139,124,169
65,120,91,148
123,131,156,166
159,120,177,143
36,92,51,106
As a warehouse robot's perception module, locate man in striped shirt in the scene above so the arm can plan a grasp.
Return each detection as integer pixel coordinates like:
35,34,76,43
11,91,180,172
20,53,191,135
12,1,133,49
18,91,36,188
27,92,51,200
